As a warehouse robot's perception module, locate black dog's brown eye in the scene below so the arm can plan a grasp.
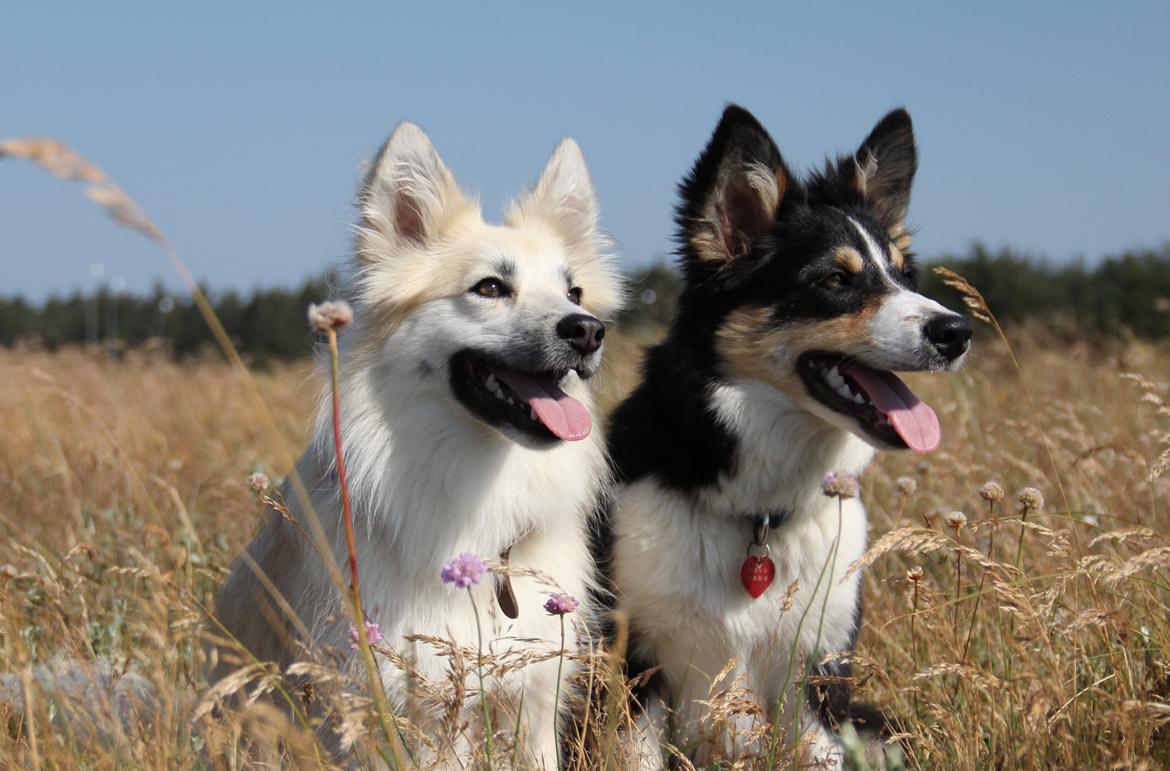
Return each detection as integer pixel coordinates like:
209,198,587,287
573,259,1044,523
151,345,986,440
567,287,583,305
470,277,512,299
823,271,850,289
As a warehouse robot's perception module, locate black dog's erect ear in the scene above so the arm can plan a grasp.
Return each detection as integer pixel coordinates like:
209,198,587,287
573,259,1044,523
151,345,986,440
676,105,792,264
849,109,917,246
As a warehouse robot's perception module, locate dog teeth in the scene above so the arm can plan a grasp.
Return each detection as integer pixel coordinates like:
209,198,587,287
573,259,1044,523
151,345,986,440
835,383,853,400
826,367,846,389
505,396,514,405
852,392,865,404
529,406,537,421
483,373,508,402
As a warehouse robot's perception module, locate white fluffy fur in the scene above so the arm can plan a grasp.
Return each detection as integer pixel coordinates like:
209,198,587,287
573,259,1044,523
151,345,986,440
612,380,873,767
213,122,621,767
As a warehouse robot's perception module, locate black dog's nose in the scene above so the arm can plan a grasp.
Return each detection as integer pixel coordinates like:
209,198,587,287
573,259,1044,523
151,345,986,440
923,314,972,361
557,313,605,355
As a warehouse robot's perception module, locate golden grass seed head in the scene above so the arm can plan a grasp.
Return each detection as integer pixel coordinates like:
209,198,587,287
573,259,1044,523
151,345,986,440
906,566,924,583
945,511,968,531
896,476,918,496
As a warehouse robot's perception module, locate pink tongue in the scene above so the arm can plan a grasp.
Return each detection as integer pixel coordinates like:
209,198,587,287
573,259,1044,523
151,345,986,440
490,369,592,441
841,364,941,453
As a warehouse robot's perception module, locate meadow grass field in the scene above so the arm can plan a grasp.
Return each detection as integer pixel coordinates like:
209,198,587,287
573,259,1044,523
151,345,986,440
1,322,1169,769
2,137,1169,769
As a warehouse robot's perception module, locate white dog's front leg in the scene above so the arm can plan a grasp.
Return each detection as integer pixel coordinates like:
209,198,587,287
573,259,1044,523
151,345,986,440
500,658,562,770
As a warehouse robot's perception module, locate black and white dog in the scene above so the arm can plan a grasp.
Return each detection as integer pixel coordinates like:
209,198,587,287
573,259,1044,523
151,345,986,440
599,105,971,766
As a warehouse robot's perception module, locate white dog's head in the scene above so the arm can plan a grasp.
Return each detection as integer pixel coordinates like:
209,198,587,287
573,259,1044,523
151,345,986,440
350,123,623,447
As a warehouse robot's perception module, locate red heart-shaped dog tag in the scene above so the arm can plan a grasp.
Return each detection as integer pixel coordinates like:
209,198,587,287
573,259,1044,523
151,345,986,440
740,555,775,599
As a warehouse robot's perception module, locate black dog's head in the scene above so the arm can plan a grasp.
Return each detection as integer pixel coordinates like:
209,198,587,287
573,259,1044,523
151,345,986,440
673,105,970,453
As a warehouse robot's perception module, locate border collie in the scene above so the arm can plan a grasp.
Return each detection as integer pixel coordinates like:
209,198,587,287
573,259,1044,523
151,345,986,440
599,105,970,766
213,122,622,766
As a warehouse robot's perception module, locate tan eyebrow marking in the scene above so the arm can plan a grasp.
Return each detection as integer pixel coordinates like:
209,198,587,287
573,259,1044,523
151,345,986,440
833,247,865,274
890,223,913,253
889,243,905,271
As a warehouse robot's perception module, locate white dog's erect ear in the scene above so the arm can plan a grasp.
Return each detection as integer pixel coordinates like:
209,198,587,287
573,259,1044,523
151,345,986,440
508,139,623,318
358,122,469,260
512,138,599,253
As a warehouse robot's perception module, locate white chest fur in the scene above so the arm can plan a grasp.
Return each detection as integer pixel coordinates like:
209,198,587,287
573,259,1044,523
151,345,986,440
214,368,607,767
609,378,875,760
613,481,867,701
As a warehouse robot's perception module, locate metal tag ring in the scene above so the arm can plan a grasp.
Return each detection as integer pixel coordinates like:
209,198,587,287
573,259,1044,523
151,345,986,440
746,542,771,559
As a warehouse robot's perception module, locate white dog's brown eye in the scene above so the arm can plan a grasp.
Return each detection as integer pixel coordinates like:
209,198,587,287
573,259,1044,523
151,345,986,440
567,287,583,305
471,277,511,299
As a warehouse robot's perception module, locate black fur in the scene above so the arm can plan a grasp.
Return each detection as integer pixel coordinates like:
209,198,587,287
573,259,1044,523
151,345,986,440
609,101,920,479
602,102,920,502
595,103,917,745
606,106,920,497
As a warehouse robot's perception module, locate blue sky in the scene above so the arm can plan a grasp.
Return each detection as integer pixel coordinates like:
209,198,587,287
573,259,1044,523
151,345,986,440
4,2,1170,299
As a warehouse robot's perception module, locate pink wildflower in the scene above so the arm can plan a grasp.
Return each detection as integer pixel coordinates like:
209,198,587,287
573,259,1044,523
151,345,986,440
441,552,486,588
821,470,860,499
349,619,383,651
543,593,580,615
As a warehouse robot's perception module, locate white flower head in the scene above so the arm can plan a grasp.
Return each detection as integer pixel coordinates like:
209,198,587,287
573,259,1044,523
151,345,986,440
979,481,1005,502
1017,487,1044,512
308,301,353,333
945,511,968,530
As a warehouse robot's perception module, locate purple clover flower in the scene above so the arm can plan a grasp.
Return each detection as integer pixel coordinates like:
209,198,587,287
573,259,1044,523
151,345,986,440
821,470,860,499
441,552,487,589
543,593,580,615
349,619,383,651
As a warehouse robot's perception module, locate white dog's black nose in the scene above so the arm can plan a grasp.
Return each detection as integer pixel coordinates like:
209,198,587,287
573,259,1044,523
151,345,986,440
923,314,972,361
557,313,605,355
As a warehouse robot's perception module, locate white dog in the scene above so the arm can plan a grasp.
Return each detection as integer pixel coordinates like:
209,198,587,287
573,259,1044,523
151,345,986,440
213,122,622,767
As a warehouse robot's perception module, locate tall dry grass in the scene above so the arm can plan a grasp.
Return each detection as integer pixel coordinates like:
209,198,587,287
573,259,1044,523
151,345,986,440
2,330,1169,768
2,137,1169,768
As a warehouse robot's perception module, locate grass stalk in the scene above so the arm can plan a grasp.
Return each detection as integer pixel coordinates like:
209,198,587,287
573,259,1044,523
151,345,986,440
467,590,494,769
325,326,410,768
960,500,998,665
553,613,566,770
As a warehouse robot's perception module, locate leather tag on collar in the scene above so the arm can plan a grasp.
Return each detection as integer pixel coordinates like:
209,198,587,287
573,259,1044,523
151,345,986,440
496,546,519,619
